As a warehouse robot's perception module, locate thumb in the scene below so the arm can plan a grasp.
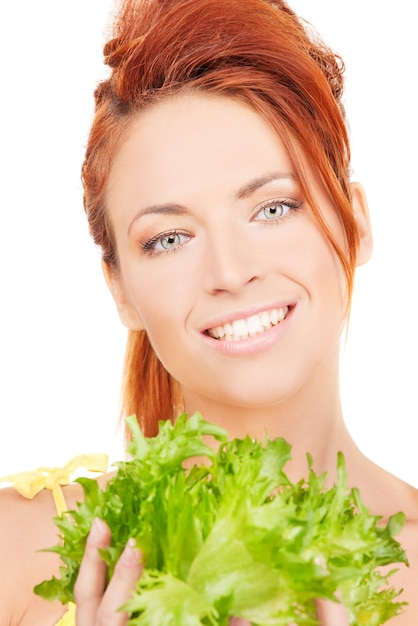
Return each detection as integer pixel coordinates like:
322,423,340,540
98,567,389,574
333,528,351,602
316,598,349,625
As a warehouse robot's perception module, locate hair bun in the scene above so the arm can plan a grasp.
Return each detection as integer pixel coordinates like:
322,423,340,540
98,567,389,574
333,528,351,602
104,35,147,69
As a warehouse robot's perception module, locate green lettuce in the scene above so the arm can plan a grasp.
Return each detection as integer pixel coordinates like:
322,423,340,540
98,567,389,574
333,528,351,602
34,412,408,625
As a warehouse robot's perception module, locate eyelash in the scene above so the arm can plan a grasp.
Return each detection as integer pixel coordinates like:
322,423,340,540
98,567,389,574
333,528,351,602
140,230,191,254
251,198,303,223
139,197,303,255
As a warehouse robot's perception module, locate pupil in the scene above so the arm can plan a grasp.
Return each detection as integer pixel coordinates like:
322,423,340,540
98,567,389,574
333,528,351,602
265,205,278,216
162,233,179,249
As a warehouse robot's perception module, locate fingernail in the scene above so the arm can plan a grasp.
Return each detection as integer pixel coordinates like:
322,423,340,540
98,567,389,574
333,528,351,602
121,538,141,566
87,518,107,546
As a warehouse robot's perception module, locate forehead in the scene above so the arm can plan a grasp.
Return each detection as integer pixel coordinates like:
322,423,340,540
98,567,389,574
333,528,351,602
106,93,298,203
104,91,346,262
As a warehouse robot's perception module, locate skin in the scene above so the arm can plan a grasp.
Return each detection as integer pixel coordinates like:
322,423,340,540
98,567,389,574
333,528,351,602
0,93,417,625
105,93,369,483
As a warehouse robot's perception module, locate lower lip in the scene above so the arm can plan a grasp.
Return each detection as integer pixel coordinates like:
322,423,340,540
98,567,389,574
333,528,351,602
200,306,295,357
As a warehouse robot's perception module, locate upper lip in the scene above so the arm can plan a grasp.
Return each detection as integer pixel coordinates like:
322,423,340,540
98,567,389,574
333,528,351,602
201,301,295,333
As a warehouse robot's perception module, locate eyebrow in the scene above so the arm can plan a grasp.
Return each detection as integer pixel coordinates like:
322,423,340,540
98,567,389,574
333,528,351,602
127,171,296,234
235,171,296,199
127,203,189,235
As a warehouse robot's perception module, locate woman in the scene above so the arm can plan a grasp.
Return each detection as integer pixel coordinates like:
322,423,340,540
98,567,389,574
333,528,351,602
0,0,417,624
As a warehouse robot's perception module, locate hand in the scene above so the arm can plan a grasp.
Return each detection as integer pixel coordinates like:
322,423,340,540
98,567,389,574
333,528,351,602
316,598,350,625
74,518,143,626
73,519,349,626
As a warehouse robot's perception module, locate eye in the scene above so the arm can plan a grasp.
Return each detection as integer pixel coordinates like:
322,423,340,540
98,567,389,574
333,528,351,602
159,232,183,250
141,230,191,254
253,198,302,222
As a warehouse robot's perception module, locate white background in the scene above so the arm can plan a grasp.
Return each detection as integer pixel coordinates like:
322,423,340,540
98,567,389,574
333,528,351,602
0,2,416,486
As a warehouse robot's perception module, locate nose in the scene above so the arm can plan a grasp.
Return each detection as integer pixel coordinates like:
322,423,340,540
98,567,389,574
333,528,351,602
201,225,264,295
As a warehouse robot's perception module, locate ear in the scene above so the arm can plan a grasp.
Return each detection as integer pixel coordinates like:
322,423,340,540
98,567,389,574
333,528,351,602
101,260,145,330
350,182,373,267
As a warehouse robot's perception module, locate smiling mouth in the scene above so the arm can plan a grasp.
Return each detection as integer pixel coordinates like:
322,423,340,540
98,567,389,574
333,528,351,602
206,306,290,341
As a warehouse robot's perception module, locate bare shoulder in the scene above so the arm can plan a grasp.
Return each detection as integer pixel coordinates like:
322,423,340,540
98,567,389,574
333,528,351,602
337,454,418,625
388,509,418,625
0,483,83,626
378,480,418,625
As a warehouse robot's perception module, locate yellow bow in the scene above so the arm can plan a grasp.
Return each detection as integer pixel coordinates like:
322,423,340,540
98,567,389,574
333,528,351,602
0,453,109,515
57,601,76,625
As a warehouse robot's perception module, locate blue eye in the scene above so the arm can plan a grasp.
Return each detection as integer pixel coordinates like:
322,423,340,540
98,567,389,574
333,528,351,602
159,232,182,250
253,199,302,222
261,203,286,219
141,230,190,253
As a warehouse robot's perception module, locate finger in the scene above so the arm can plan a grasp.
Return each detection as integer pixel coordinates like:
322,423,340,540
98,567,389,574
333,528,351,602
229,619,251,625
96,538,144,626
316,598,350,625
74,518,111,624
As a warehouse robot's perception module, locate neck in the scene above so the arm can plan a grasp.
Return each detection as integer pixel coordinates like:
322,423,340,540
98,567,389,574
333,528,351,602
180,350,416,521
181,350,360,486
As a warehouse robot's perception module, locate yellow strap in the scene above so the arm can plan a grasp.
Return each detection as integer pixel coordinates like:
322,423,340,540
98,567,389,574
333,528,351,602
55,602,76,626
0,453,109,515
1,455,108,624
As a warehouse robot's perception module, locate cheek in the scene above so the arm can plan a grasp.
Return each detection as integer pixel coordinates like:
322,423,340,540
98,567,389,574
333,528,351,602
272,221,345,298
120,260,196,356
120,247,194,315
135,294,187,374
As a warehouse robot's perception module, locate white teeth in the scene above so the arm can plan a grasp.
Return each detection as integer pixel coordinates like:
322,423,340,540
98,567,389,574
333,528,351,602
270,309,280,325
247,314,263,335
207,306,289,341
260,311,270,328
232,319,248,337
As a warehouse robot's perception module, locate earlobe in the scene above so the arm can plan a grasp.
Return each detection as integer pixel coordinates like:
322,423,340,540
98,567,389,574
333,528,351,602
101,260,145,331
350,182,373,267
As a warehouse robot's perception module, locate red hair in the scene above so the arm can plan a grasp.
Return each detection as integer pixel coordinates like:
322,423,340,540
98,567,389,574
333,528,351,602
82,0,359,437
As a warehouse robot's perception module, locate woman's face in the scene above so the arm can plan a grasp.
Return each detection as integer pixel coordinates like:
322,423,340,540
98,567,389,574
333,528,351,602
105,94,349,410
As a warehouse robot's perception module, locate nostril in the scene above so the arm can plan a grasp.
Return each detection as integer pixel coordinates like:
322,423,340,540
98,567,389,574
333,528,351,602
204,264,263,295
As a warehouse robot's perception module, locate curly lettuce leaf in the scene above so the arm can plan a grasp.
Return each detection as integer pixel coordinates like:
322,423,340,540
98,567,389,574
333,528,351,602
34,412,409,625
